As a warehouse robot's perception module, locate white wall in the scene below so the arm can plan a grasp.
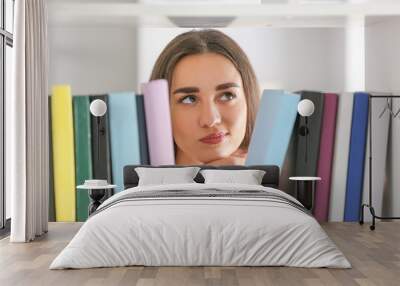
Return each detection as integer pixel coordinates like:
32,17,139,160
137,27,345,93
366,17,400,92
48,26,345,94
365,17,400,218
48,27,137,94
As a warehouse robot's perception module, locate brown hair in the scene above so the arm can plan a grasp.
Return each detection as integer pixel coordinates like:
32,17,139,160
150,29,260,148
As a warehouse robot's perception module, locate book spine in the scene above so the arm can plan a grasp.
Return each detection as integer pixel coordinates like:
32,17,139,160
48,96,55,222
344,92,369,222
51,85,76,222
73,96,93,221
314,93,338,222
90,95,113,200
136,94,150,165
108,92,141,193
329,92,354,221
246,90,300,168
142,80,175,165
294,91,325,177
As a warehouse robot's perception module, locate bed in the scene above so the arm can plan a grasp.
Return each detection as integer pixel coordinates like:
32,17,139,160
50,165,350,269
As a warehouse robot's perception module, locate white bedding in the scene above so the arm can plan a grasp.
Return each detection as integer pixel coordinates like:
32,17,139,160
50,183,351,269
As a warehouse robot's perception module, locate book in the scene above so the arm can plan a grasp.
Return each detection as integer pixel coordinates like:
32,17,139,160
73,96,93,221
314,93,338,222
136,94,150,165
48,96,55,222
90,95,113,200
329,93,354,221
108,92,141,193
51,85,76,222
141,80,175,165
246,90,300,168
361,93,391,222
294,91,324,177
344,92,369,222
385,96,400,217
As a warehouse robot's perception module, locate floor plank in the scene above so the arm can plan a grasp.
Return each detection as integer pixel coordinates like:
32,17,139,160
0,222,399,286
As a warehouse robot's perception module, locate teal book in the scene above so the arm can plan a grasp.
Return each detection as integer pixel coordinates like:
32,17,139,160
246,90,300,169
108,92,141,193
73,96,93,222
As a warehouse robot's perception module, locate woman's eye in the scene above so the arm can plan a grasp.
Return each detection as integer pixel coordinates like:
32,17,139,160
179,95,197,104
220,92,237,102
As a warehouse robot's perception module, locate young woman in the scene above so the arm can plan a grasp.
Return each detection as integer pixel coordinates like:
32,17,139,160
150,29,260,165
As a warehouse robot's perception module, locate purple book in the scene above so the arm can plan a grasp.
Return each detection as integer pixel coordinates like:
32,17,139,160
142,79,175,165
314,93,338,222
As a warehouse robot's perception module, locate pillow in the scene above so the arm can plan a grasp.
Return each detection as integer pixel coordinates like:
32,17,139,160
135,167,201,186
200,169,266,185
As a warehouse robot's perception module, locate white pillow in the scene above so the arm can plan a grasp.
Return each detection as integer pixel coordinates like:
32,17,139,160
200,169,266,185
135,167,201,186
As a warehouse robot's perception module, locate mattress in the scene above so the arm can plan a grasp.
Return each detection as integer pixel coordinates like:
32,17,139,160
50,183,351,269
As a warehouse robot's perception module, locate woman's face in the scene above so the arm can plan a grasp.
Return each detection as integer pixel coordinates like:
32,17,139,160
170,52,248,164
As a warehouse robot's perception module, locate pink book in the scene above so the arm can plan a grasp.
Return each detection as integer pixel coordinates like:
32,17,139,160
142,79,175,165
314,93,338,222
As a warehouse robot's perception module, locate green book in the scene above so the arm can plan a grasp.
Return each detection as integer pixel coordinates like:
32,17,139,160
48,96,56,222
73,96,93,221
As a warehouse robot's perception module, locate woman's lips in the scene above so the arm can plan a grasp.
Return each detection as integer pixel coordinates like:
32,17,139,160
199,132,227,144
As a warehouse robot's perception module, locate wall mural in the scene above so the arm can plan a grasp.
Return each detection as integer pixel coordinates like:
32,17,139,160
49,29,389,226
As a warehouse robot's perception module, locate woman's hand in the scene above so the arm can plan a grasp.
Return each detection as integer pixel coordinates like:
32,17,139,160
205,148,248,166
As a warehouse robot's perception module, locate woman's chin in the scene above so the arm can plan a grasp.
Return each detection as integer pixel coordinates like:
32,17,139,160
176,141,240,165
197,150,234,164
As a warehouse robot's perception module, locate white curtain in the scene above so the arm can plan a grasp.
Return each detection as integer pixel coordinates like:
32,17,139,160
8,0,49,242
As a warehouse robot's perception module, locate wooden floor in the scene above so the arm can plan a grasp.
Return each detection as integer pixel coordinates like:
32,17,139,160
0,222,399,286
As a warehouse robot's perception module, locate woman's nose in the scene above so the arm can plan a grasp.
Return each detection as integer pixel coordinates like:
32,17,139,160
199,102,222,128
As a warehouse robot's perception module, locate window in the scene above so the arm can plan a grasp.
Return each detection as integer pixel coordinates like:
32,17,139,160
5,0,13,33
1,0,14,232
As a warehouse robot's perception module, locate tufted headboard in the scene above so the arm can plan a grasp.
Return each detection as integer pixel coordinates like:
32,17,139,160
123,165,280,190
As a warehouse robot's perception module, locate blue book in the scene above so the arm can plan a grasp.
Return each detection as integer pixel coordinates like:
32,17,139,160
108,92,141,193
246,90,300,169
344,92,369,222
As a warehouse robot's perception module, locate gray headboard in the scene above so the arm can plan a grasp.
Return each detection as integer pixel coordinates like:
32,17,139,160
123,165,280,189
